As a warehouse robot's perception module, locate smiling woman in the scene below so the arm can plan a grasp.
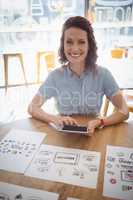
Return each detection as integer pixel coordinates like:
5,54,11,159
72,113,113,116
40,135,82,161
28,16,129,136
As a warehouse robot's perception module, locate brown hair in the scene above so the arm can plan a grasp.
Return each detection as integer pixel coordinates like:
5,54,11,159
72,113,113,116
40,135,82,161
58,16,98,72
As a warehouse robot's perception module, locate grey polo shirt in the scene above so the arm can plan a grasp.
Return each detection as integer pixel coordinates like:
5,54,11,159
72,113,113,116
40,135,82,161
38,66,119,115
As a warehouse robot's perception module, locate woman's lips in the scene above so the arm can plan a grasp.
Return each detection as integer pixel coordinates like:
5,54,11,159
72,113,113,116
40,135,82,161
69,53,81,57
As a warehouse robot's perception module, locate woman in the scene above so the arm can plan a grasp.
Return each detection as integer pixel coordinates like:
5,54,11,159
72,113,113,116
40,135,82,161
28,16,129,136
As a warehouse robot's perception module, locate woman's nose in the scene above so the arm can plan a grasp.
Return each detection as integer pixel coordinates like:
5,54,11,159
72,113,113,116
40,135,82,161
72,43,79,51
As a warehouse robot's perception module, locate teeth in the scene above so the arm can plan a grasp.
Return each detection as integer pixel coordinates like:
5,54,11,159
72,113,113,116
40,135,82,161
71,54,80,57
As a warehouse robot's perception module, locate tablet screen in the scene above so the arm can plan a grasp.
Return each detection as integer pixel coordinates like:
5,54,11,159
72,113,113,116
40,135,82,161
62,125,87,132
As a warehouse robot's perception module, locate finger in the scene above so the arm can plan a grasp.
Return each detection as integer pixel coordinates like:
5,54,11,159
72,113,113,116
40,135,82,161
62,117,78,126
58,120,64,127
68,117,79,126
62,119,70,125
66,119,73,125
87,127,94,136
73,119,79,126
63,117,75,126
68,119,78,126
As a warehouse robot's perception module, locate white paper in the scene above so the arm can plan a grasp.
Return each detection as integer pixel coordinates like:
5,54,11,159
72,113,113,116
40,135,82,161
103,145,133,200
67,198,80,200
0,129,46,173
25,144,101,188
0,181,59,200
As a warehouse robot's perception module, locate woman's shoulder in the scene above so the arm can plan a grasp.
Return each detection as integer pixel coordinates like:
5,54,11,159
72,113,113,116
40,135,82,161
96,65,111,76
49,66,66,76
46,66,65,80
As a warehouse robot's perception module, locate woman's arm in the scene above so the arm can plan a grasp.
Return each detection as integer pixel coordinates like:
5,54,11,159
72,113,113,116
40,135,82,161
87,91,129,136
28,94,78,126
101,91,129,125
28,94,55,123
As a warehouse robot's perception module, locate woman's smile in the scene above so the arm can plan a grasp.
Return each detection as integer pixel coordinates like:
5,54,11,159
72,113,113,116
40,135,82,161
69,52,82,58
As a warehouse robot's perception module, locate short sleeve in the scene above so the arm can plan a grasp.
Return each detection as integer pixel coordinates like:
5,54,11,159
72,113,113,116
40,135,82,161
103,68,119,99
38,72,58,100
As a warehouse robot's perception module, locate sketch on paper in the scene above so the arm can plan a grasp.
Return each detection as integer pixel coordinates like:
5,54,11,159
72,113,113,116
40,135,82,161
0,182,59,200
25,144,101,188
0,193,10,200
103,145,133,200
53,152,79,165
0,129,46,173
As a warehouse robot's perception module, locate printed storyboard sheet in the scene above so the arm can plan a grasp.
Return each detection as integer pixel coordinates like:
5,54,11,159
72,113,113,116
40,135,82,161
25,144,101,188
0,182,59,200
0,129,46,173
103,145,133,200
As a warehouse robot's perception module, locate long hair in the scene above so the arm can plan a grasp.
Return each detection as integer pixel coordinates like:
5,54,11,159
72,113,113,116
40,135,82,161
58,16,98,73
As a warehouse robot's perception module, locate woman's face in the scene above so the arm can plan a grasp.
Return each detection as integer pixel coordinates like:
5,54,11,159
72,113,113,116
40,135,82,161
64,27,89,66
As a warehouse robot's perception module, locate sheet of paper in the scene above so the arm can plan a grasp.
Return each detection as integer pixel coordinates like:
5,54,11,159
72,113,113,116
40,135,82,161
0,129,46,173
25,144,100,188
0,181,59,200
103,145,133,200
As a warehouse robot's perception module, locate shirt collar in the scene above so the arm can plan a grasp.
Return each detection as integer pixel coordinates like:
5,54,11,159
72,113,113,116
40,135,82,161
66,66,89,79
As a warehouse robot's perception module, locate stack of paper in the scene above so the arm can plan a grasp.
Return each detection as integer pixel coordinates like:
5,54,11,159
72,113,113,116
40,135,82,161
0,129,46,173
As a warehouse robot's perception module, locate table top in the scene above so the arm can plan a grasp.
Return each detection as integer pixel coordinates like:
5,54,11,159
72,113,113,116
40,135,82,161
0,116,133,200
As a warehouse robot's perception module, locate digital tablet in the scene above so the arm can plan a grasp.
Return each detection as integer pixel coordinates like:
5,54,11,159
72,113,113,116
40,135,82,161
49,123,88,135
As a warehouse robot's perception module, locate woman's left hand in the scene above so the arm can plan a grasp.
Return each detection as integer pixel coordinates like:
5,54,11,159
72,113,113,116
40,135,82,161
86,119,101,136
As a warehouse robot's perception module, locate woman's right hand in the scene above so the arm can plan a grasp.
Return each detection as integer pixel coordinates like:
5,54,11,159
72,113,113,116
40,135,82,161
52,115,79,127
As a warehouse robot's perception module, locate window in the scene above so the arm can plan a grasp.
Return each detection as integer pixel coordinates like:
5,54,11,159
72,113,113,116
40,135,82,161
0,0,86,51
88,0,133,56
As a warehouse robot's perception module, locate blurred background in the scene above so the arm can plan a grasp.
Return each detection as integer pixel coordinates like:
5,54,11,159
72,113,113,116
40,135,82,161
0,0,133,123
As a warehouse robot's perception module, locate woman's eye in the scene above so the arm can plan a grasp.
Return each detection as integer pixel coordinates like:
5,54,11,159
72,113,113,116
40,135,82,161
66,40,73,44
79,40,85,44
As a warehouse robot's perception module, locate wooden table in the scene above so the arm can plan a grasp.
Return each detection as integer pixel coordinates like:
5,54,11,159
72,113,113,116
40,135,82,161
0,116,133,200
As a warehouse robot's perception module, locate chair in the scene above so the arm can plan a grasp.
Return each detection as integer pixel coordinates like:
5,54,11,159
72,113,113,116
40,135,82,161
102,97,110,117
3,53,27,92
125,94,133,113
111,48,125,59
102,92,133,117
36,51,55,83
102,97,116,117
